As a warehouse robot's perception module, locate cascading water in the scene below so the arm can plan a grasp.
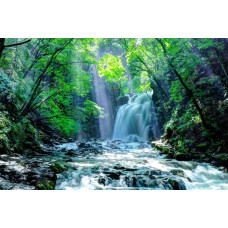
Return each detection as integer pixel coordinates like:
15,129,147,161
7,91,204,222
55,140,228,190
112,93,161,142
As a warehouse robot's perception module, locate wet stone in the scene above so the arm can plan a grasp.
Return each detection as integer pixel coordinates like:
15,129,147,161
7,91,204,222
170,169,185,178
1,140,227,190
98,176,106,185
104,171,122,180
165,178,186,190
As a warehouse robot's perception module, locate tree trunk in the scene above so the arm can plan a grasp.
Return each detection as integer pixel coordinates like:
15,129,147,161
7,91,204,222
0,38,5,59
121,52,134,93
156,38,212,130
0,38,31,59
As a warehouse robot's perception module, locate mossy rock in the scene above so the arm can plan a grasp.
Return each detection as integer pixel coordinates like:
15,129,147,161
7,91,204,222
0,133,10,154
213,153,228,161
174,152,191,161
212,153,228,168
51,161,68,174
152,142,174,156
36,179,55,190
170,169,185,178
166,178,186,190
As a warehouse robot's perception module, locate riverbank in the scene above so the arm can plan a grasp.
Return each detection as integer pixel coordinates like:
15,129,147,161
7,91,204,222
151,140,228,170
1,139,227,190
0,140,102,190
1,135,228,190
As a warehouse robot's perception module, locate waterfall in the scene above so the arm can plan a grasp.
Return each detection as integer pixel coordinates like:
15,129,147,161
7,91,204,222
112,93,161,142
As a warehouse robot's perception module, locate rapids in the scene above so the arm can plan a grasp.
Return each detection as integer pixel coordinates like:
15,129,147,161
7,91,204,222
55,140,228,190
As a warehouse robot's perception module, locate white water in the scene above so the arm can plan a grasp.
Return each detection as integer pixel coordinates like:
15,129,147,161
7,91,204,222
112,93,161,142
55,141,228,190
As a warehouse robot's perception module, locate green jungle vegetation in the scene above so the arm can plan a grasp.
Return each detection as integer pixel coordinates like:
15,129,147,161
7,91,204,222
0,38,228,167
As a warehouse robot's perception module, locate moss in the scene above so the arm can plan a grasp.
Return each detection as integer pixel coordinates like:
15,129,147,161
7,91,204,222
213,153,228,161
0,110,43,153
0,133,10,153
51,161,68,174
196,142,208,148
36,179,55,190
0,112,11,153
152,142,175,158
170,169,185,177
9,121,26,151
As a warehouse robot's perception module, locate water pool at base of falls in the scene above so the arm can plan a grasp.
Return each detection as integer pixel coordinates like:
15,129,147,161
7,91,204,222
55,140,228,190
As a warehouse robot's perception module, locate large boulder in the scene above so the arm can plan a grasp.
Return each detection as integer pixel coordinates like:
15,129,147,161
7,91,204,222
51,161,68,174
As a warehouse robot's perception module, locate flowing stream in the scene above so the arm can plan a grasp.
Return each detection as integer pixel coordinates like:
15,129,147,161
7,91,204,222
55,140,228,190
54,92,228,190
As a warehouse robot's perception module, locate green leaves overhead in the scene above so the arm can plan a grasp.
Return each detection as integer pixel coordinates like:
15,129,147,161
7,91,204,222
97,53,126,83
1,37,227,142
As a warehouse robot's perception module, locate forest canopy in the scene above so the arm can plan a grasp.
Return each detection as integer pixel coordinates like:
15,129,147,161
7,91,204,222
0,38,228,162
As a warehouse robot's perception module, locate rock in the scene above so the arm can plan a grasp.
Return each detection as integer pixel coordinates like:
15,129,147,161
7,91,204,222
175,152,191,161
65,151,79,156
109,144,121,149
124,176,137,187
213,153,228,161
212,153,228,168
0,177,35,190
77,142,95,149
166,178,186,190
170,169,185,178
151,141,175,158
113,166,126,170
35,179,55,190
98,176,106,186
124,168,138,172
77,142,87,148
140,169,163,176
51,161,68,174
104,171,122,180
112,140,122,144
94,145,103,150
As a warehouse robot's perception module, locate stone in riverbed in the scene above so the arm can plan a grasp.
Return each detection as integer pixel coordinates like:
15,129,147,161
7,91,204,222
109,144,121,149
104,171,122,180
113,166,126,170
51,161,68,174
77,142,87,148
65,151,79,156
170,169,185,178
98,176,106,186
165,178,186,190
35,179,55,190
124,176,137,187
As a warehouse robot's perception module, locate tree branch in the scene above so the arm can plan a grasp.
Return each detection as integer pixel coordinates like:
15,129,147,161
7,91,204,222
4,39,32,48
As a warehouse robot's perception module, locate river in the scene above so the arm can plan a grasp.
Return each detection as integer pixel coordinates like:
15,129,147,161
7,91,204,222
55,140,228,190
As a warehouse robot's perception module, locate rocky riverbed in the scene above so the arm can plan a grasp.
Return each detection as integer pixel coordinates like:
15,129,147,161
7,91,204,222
0,140,228,190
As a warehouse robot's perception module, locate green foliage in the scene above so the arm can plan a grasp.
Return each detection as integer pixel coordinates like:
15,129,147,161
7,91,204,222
97,53,126,83
82,100,104,119
0,38,227,161
0,38,105,138
51,161,68,174
0,69,12,92
36,179,55,190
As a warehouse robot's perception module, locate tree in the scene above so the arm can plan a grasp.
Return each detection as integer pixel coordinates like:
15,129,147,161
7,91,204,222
0,38,31,59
